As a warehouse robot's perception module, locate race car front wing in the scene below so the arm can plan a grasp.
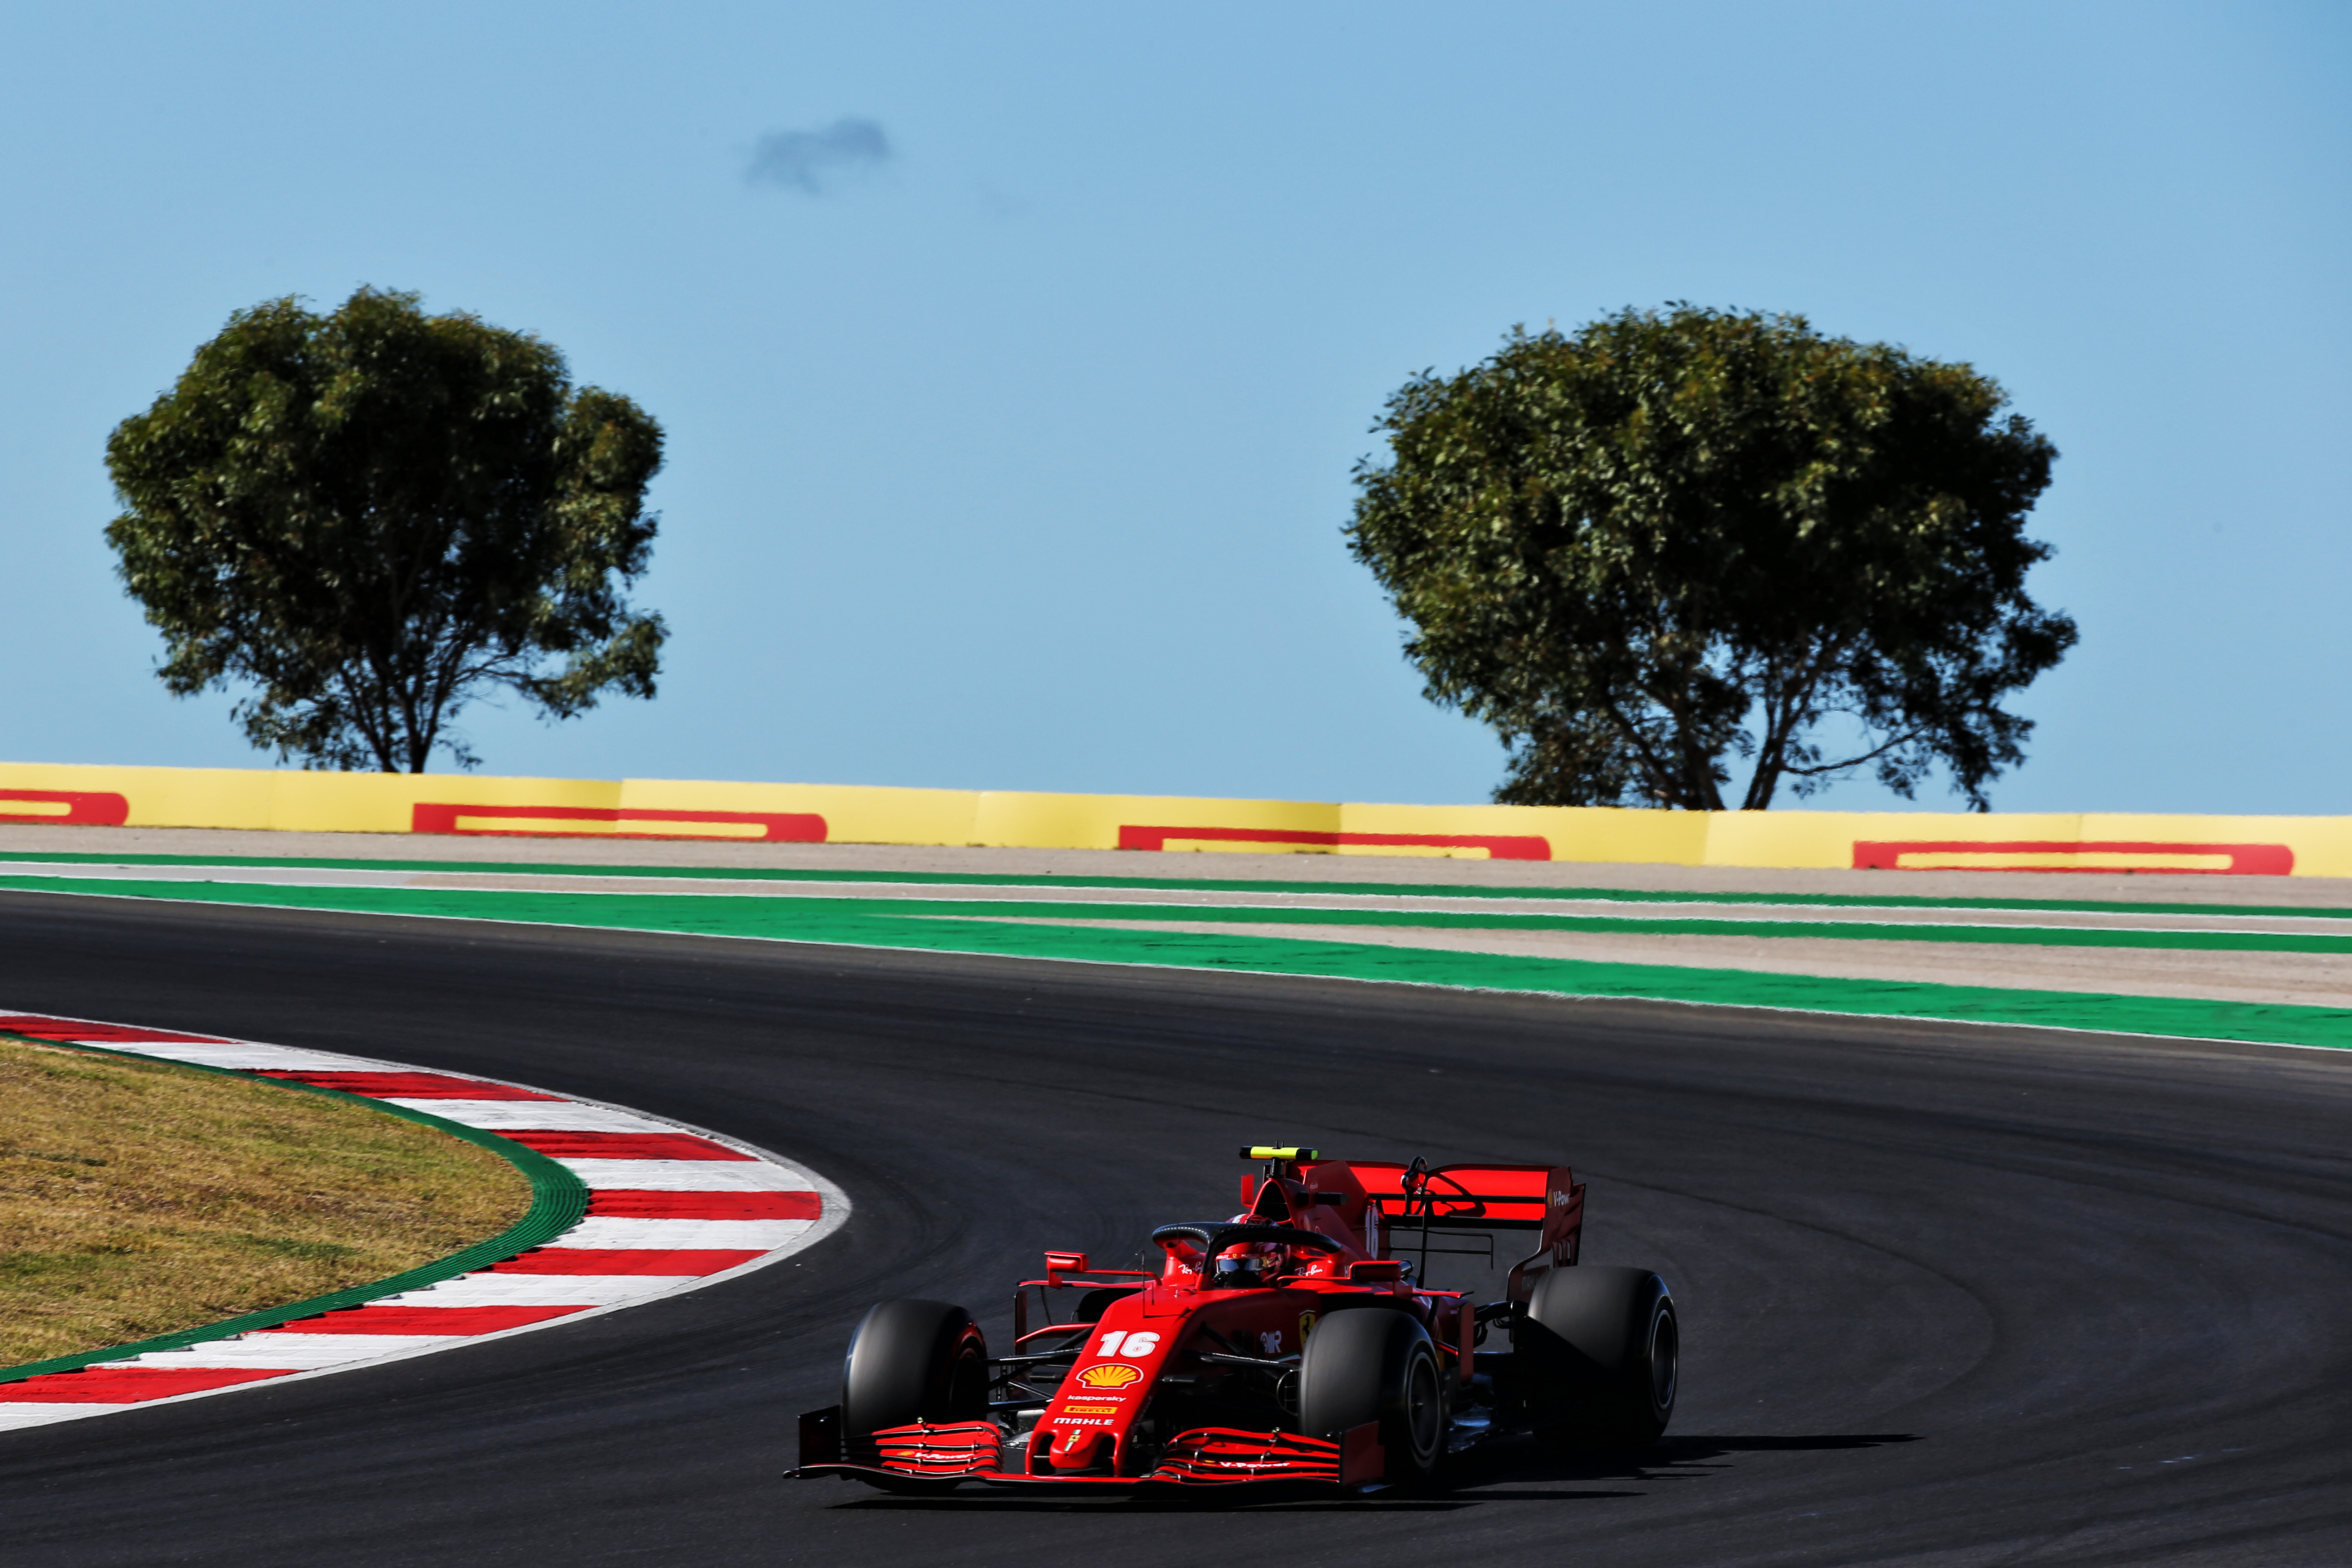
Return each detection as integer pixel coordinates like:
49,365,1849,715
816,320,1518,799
789,1408,1388,1490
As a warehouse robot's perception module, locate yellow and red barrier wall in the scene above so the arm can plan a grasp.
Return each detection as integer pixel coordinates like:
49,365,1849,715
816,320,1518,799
3,760,2348,877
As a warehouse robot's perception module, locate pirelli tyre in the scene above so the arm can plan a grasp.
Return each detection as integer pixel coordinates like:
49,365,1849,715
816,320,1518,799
1520,1266,1677,1448
839,1298,990,1491
1297,1308,1446,1485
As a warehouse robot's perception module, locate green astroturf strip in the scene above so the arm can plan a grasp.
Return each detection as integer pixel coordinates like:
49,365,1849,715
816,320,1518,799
3,849,2349,921
946,902,2352,952
3,875,2348,1052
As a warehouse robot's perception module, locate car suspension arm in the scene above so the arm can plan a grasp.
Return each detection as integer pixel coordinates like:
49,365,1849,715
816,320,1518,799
1196,1352,1301,1372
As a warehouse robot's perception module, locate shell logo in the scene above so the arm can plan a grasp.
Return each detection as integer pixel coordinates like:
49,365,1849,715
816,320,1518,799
1075,1362,1144,1391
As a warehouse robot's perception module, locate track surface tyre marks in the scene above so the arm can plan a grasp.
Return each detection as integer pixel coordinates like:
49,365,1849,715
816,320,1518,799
0,892,2346,1566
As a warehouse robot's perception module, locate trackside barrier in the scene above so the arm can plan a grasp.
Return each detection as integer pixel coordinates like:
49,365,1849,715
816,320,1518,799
2,761,2349,876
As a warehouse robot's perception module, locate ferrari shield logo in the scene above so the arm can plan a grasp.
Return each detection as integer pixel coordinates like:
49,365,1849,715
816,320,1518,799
1298,1310,1318,1341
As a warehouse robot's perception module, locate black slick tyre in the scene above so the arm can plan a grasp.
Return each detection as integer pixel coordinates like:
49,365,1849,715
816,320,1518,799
1297,1308,1446,1486
839,1299,989,1491
1520,1266,1677,1448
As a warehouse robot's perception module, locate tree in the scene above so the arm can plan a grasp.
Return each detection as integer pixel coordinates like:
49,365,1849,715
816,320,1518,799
1345,307,2078,811
105,287,666,773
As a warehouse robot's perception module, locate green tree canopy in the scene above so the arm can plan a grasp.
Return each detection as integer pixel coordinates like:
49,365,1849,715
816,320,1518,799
1345,307,2078,811
106,287,666,772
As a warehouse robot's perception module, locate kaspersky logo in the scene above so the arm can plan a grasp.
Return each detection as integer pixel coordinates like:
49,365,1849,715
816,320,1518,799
1075,1363,1144,1391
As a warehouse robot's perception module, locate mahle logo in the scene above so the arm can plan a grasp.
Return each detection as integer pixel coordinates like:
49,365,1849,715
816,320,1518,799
1075,1363,1143,1391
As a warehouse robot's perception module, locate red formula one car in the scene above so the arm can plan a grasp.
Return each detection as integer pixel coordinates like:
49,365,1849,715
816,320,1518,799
790,1147,1677,1492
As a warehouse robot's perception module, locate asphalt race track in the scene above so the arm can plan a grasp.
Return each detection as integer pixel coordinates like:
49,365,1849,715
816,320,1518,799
2,892,2347,1567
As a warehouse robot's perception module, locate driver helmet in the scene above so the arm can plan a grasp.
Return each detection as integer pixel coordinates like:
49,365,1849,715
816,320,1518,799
1214,1220,1288,1286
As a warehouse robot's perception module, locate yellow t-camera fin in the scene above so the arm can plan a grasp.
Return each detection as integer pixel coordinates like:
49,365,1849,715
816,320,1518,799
1239,1145,1320,1161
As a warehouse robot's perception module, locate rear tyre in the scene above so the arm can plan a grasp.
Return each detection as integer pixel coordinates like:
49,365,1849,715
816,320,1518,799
1297,1309,1446,1486
839,1298,990,1491
1519,1266,1676,1448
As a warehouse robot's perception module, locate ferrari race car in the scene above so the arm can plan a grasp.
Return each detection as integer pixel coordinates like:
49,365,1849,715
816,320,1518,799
789,1147,1677,1492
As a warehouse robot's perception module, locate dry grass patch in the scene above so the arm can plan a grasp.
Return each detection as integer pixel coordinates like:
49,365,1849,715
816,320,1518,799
0,1037,530,1367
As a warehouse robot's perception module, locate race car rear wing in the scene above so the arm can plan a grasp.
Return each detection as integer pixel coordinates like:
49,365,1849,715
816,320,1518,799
1303,1159,1583,1292
1338,1161,1578,1230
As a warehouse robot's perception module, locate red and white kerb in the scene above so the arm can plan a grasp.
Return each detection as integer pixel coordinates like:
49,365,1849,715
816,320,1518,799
0,1013,844,1431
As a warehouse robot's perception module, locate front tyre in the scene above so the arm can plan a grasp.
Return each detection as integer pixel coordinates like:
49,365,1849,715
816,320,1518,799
1520,1266,1676,1448
839,1299,989,1491
1297,1309,1446,1485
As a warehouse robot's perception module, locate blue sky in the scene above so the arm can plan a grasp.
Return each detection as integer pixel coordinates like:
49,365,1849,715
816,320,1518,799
3,2,2345,813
